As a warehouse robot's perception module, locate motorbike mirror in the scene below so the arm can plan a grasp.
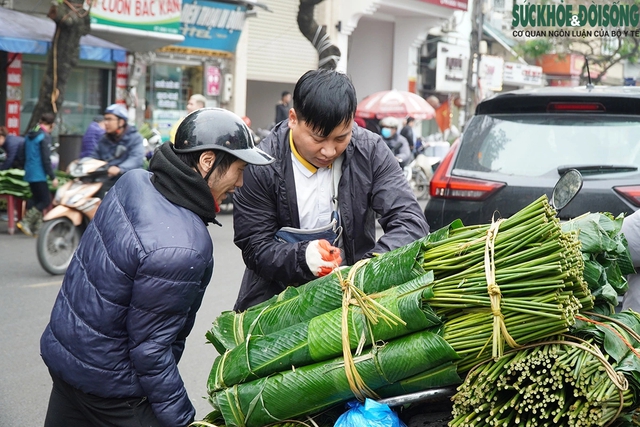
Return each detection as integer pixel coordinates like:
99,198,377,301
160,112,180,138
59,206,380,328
551,169,583,211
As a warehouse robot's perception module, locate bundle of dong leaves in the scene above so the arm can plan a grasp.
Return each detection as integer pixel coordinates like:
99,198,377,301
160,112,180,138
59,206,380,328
200,196,636,427
0,168,70,200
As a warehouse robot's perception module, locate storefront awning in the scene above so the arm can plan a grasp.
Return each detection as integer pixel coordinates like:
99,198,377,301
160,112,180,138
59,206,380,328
0,7,126,62
89,24,184,53
482,22,527,65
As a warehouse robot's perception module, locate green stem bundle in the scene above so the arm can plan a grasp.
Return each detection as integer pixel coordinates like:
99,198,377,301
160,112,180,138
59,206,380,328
450,337,634,427
419,196,591,372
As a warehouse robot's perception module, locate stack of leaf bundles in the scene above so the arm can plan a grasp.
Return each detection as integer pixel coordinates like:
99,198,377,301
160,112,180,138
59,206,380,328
203,196,600,426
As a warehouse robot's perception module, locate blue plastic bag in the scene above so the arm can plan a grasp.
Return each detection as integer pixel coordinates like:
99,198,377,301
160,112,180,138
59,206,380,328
334,399,407,427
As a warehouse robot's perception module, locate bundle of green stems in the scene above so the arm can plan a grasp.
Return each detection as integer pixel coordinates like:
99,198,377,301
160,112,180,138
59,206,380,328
419,196,592,371
450,339,634,427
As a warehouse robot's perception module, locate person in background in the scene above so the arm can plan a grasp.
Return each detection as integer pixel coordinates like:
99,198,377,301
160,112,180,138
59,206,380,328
379,116,413,169
400,116,416,153
426,95,441,110
170,94,206,143
16,113,58,236
241,116,260,144
89,104,144,197
232,69,429,311
79,115,105,158
40,108,274,427
620,210,640,311
0,126,25,170
274,90,292,125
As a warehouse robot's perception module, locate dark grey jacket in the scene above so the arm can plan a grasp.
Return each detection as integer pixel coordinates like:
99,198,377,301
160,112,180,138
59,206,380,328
233,121,429,311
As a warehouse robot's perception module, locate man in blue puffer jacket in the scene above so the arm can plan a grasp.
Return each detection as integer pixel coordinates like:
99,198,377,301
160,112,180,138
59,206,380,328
40,108,274,427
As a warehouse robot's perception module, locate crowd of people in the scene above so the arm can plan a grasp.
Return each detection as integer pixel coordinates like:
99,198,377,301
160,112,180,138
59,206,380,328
2,68,638,427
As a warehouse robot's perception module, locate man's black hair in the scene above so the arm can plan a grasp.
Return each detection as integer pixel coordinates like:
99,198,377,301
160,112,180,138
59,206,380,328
175,149,237,181
406,116,415,124
281,91,291,98
293,69,357,137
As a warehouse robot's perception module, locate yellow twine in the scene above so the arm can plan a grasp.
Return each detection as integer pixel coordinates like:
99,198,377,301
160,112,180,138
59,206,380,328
333,259,406,401
483,218,520,359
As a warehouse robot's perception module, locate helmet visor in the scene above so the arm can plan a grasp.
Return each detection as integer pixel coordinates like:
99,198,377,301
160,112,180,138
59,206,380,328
228,146,274,165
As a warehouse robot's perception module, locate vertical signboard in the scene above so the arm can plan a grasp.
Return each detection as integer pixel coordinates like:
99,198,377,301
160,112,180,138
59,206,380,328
115,62,129,105
479,55,504,92
152,64,183,142
435,43,469,93
206,65,221,96
6,54,22,135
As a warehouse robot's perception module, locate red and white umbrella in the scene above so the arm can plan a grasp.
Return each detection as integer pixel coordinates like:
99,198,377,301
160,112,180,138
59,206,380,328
356,90,436,121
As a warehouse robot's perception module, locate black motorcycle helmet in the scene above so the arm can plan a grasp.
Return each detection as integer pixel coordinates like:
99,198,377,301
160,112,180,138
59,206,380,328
173,108,274,166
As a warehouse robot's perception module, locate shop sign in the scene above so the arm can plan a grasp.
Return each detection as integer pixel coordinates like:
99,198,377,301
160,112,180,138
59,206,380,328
177,0,247,54
86,0,181,35
435,42,469,93
154,80,180,109
479,55,504,92
206,65,221,96
116,62,129,105
6,54,22,136
503,62,543,87
153,109,182,142
419,0,468,11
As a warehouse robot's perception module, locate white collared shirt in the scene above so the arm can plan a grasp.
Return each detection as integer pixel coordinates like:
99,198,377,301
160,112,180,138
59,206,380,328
291,153,333,229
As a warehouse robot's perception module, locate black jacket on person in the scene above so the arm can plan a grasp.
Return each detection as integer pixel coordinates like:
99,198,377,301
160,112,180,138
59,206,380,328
400,124,415,150
0,134,24,170
275,103,289,125
232,121,430,311
383,132,414,168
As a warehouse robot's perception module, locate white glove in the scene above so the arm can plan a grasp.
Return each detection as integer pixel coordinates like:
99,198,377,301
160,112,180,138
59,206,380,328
305,239,342,277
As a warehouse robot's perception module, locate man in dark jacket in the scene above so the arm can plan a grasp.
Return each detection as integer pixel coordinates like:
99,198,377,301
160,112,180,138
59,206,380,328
233,69,430,311
400,116,416,153
89,104,144,196
0,126,25,170
40,108,274,427
274,90,292,125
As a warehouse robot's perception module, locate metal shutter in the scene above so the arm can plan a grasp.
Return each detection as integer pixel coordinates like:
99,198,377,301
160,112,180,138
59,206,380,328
247,0,320,83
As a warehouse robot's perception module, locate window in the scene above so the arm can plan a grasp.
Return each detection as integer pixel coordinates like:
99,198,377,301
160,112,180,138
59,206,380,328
21,62,104,135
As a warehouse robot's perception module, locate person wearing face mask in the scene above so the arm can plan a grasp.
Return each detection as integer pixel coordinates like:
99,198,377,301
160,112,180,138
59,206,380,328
40,108,274,427
89,104,145,197
379,116,414,169
232,69,429,312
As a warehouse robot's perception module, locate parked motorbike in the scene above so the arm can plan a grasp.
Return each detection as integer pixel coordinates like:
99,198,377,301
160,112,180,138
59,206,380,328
405,155,439,200
404,140,445,200
377,169,584,426
37,158,109,275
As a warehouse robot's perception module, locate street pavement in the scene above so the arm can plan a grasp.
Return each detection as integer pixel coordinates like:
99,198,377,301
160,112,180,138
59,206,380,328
0,199,428,426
